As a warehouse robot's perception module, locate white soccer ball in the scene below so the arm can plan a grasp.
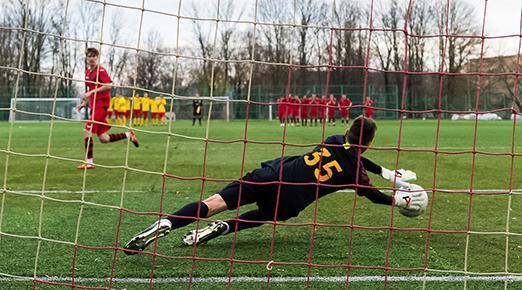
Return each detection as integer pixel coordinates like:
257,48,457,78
398,184,428,218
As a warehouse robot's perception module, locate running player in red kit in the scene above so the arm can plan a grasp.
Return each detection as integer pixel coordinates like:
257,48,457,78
76,48,139,169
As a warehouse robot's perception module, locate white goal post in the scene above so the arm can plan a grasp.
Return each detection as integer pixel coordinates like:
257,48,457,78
9,98,82,122
9,96,231,122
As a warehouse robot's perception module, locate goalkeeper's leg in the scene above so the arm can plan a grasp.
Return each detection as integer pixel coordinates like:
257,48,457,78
123,195,227,255
182,209,268,245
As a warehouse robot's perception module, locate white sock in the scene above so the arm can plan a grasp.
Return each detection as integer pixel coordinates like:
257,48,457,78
125,132,130,138
87,158,93,165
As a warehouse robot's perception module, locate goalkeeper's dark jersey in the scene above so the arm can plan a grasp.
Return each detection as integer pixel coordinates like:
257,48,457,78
258,134,374,218
193,100,203,116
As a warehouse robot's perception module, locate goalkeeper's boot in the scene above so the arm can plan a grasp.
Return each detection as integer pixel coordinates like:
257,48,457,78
128,130,140,148
182,221,229,246
123,219,172,255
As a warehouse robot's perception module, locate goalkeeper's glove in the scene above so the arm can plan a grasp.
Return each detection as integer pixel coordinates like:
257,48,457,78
394,185,426,211
381,167,417,188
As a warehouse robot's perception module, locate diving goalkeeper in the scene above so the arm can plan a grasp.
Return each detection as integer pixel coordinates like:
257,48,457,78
124,116,424,255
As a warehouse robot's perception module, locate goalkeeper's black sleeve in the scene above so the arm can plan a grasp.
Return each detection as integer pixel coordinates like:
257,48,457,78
357,187,392,206
360,157,382,175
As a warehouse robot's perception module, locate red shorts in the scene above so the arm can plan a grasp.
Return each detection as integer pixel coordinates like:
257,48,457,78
309,110,318,118
152,112,160,118
124,111,130,118
141,111,149,118
85,104,111,136
340,109,349,118
159,112,166,118
107,110,113,117
133,109,140,117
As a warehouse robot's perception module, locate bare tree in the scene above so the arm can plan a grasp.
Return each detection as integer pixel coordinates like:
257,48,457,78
106,17,129,84
258,0,292,86
134,31,166,91
405,0,433,115
435,0,480,106
373,0,404,90
331,0,366,86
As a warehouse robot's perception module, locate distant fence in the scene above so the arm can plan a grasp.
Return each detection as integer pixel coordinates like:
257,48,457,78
0,84,514,121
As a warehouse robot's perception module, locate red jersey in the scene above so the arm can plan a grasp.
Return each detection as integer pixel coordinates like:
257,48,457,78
277,98,284,118
364,99,374,118
309,98,319,116
339,98,351,118
292,97,301,116
339,98,352,111
283,96,292,116
319,98,327,117
327,98,337,117
300,97,309,117
85,65,112,108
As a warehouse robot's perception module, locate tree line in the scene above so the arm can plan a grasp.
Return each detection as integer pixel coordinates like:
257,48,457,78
2,0,503,116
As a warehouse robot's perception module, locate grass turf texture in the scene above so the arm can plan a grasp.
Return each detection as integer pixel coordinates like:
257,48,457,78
0,119,521,289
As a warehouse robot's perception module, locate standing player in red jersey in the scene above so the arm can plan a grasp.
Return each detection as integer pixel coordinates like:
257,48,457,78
277,96,285,127
339,94,352,124
76,48,140,169
327,94,338,126
292,95,301,126
284,94,293,126
319,95,328,123
364,97,374,119
300,95,309,126
308,94,319,126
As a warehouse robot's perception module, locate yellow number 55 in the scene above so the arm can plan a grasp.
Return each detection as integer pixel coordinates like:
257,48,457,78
304,147,343,182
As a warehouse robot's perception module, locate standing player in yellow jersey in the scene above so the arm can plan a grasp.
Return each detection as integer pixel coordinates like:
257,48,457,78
157,96,167,125
132,94,142,126
123,96,131,125
114,95,125,125
107,96,115,124
150,97,160,126
140,93,151,126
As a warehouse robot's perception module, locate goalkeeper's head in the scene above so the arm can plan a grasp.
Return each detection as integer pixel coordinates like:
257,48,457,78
345,116,376,153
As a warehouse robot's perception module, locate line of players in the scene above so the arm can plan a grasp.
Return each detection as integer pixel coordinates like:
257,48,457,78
107,92,168,126
277,94,374,126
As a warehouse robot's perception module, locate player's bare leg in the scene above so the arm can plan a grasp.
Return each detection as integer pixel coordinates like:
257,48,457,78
78,130,96,170
98,130,139,147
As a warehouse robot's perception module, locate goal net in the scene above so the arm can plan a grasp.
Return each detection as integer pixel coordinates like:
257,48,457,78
0,0,521,289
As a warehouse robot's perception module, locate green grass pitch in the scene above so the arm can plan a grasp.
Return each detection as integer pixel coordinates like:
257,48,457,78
0,119,521,289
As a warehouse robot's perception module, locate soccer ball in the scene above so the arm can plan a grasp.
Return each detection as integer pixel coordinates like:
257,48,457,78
398,184,428,217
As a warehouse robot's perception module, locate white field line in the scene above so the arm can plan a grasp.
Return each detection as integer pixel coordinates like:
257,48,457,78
3,190,144,194
1,275,522,284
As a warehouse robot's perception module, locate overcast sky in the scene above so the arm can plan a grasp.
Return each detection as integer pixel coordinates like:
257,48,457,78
83,0,522,56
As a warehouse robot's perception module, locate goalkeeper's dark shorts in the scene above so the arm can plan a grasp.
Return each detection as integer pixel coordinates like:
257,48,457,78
218,167,297,220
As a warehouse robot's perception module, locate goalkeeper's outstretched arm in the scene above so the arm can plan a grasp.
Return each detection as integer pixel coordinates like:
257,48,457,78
357,184,428,212
357,187,392,206
360,157,382,175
